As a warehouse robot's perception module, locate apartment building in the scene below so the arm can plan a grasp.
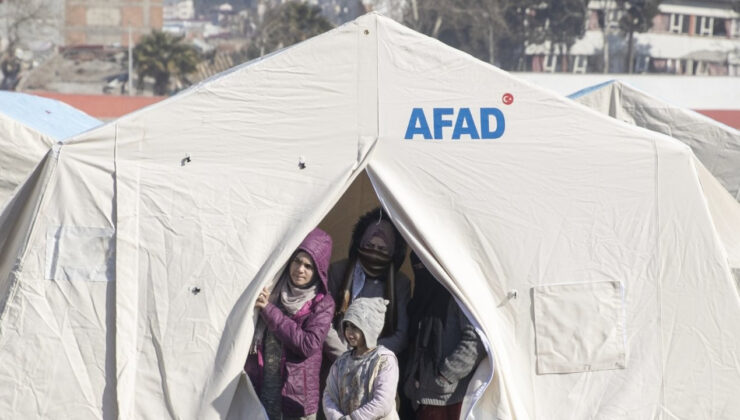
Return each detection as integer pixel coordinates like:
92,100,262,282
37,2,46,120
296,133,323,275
525,0,740,75
65,0,164,46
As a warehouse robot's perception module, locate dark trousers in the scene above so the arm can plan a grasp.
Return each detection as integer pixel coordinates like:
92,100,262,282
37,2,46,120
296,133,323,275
415,402,463,420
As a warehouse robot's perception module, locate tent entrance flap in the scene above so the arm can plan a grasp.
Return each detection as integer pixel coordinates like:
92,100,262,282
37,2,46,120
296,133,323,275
226,168,495,418
317,169,495,418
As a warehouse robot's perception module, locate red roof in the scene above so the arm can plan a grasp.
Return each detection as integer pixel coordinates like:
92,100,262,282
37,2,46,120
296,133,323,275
695,110,740,130
27,91,165,119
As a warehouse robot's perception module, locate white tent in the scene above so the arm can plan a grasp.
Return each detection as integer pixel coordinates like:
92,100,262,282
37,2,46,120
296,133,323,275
569,80,740,200
1,14,739,419
569,80,740,272
0,91,101,207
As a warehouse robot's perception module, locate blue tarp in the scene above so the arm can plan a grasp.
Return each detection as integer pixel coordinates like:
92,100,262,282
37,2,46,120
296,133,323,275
0,91,101,141
567,79,616,100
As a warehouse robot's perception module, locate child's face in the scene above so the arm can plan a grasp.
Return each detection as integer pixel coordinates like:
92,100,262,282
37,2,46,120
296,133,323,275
343,322,366,349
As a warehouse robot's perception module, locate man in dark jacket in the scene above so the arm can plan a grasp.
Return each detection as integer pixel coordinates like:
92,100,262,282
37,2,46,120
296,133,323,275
403,252,485,420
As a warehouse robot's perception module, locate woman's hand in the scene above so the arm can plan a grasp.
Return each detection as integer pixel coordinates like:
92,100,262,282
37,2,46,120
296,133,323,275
255,287,270,310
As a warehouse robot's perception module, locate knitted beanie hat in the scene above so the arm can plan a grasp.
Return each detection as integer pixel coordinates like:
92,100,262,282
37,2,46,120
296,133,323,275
342,297,388,349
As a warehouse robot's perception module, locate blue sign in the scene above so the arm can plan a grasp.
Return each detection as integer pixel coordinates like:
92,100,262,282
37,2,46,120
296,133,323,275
404,107,505,140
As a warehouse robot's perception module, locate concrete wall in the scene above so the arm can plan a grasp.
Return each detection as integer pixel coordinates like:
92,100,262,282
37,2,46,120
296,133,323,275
65,0,164,46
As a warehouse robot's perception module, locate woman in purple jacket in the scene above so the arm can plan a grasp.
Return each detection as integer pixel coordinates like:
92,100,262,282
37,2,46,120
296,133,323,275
246,228,335,420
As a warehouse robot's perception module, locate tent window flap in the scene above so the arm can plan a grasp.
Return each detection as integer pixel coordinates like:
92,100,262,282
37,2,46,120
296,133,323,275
45,226,115,282
533,280,626,375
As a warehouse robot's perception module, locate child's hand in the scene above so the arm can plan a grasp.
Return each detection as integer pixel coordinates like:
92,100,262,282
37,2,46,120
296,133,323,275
255,287,270,310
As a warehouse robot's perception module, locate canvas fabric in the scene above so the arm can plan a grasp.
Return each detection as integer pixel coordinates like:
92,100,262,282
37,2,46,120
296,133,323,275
0,13,738,420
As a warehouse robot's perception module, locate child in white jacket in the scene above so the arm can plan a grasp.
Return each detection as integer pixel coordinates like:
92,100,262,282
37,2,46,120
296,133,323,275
323,297,399,420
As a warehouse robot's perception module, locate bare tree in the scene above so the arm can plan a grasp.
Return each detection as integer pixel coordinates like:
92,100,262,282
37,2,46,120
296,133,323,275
404,0,510,66
0,0,57,51
617,0,661,74
245,1,334,59
598,0,619,73
0,0,57,90
404,0,589,72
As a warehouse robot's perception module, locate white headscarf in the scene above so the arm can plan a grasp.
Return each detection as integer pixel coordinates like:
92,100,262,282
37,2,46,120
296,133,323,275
251,269,318,353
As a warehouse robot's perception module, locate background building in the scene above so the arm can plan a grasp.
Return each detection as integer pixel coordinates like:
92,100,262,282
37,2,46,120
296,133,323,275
524,0,740,75
65,0,164,46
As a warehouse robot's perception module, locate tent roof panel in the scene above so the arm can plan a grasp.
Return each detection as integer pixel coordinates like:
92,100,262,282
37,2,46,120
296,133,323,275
0,91,100,140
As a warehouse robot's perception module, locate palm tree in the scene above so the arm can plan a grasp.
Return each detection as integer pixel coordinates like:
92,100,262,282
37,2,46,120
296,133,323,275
133,31,200,95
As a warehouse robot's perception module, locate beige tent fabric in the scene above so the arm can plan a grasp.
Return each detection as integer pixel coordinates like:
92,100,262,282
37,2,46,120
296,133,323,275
571,80,740,200
571,81,740,272
694,160,740,269
0,120,54,207
0,14,739,420
0,93,100,212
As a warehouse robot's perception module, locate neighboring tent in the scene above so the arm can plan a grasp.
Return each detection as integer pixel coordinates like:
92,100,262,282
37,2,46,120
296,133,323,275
569,80,740,274
569,80,740,200
1,14,739,420
0,91,101,207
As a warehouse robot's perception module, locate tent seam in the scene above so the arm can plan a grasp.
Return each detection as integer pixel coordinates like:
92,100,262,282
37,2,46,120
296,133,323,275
653,137,666,419
112,121,121,420
375,14,379,140
0,150,59,333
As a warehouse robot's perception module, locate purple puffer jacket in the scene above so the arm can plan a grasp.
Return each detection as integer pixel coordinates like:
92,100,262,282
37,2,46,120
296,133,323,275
245,228,335,418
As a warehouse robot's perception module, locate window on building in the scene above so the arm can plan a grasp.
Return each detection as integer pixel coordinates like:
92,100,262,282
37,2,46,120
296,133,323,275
634,56,650,73
669,13,682,33
649,58,667,73
669,13,690,34
596,9,605,30
697,16,714,36
712,18,728,37
596,8,622,31
695,61,709,75
571,55,587,74
607,9,621,27
543,54,558,73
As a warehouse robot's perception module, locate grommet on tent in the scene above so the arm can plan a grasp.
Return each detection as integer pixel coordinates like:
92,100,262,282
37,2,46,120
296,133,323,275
181,153,192,166
191,286,201,295
298,156,306,169
363,29,369,35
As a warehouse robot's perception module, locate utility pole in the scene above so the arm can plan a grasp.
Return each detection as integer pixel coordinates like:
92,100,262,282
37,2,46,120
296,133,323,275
128,26,133,96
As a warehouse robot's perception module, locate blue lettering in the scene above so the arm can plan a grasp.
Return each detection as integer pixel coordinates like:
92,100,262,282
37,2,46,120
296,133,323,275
433,108,454,139
480,108,505,139
404,108,432,139
405,107,506,140
452,108,480,139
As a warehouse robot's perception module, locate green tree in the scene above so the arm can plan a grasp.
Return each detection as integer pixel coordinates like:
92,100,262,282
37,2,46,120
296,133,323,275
404,0,513,67
133,31,200,95
246,1,334,59
618,0,662,73
404,0,588,71
497,1,541,70
544,0,589,54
